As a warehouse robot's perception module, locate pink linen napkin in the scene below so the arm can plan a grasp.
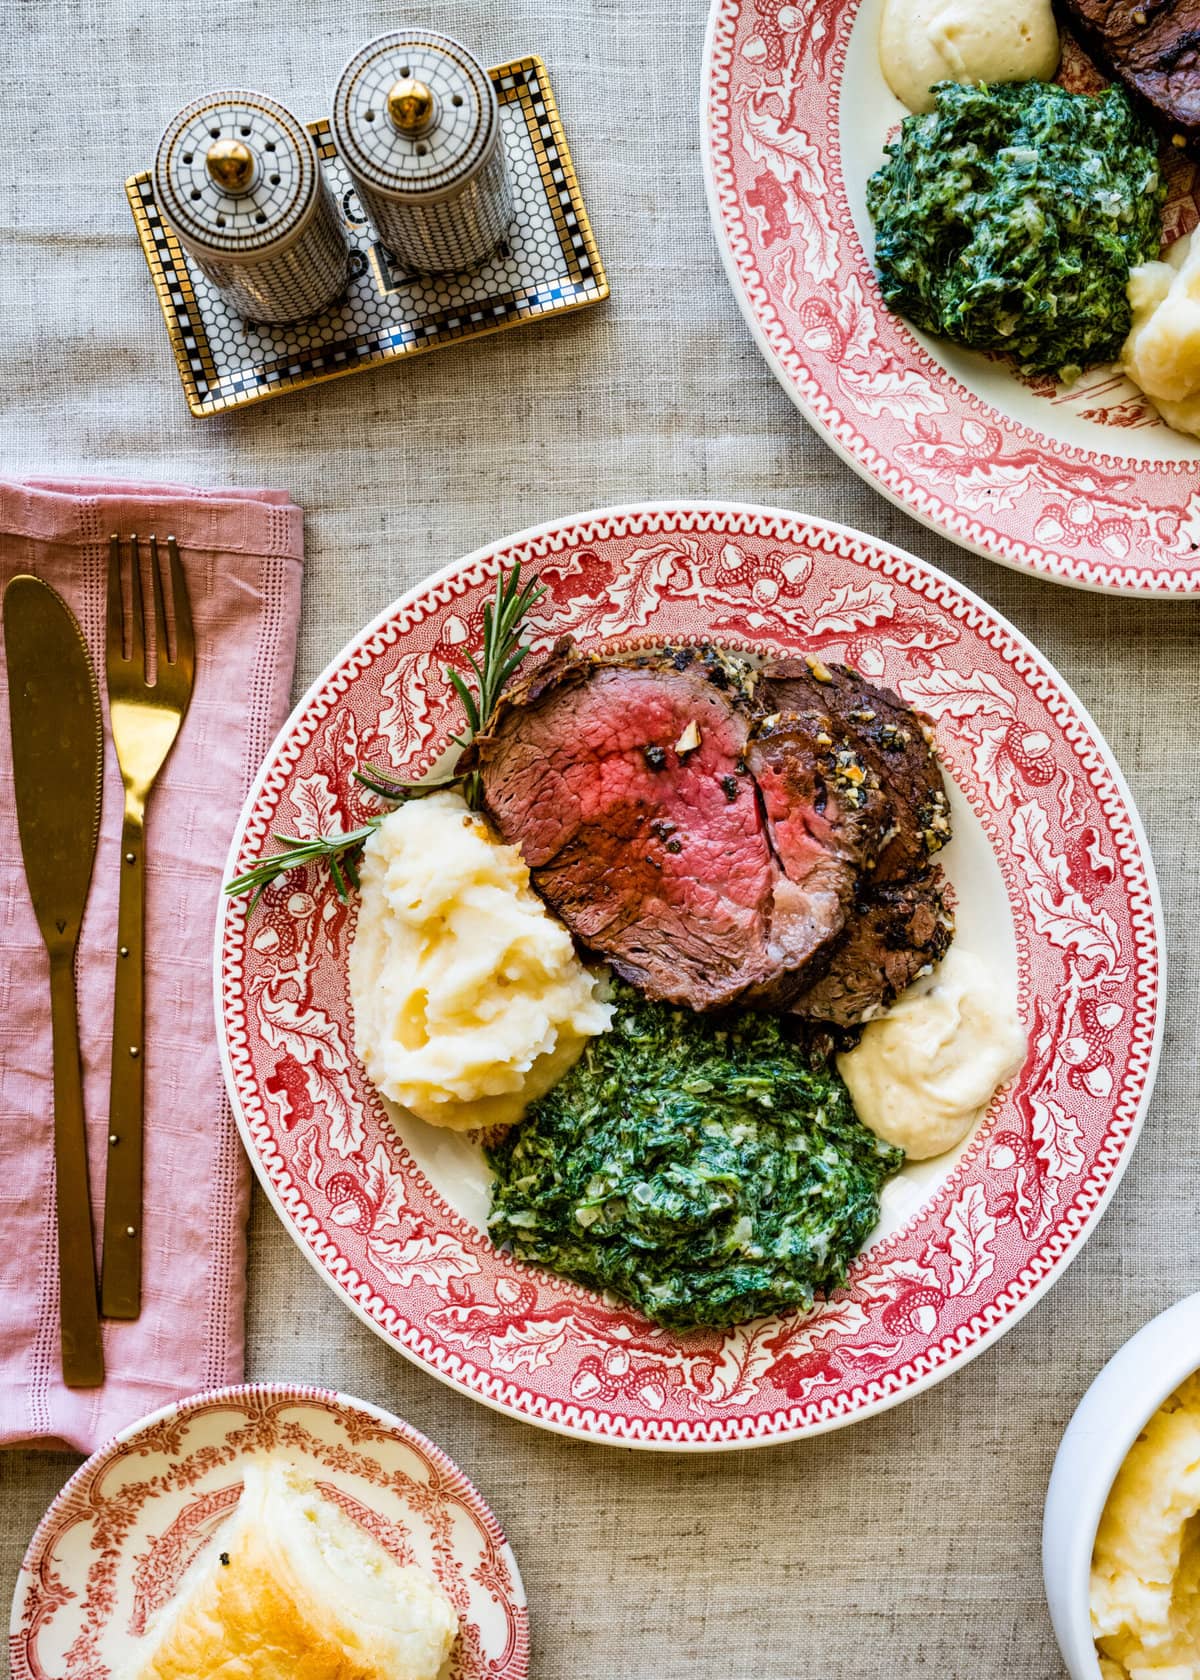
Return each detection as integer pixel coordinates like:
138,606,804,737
0,476,303,1453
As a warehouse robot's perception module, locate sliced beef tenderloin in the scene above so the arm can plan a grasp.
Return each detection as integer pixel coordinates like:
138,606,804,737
471,641,781,1011
744,707,887,1002
1057,0,1200,153
757,656,951,882
471,639,956,1021
789,867,956,1028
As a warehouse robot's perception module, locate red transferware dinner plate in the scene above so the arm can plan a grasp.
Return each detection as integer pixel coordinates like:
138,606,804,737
215,504,1164,1448
703,0,1200,594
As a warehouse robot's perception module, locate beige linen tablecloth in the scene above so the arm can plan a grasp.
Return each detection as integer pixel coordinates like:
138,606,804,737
1,3,1197,1676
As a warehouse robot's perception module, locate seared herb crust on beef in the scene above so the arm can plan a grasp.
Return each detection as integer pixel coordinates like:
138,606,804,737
789,870,955,1028
758,658,951,882
743,704,887,1007
470,640,954,1024
1058,0,1200,154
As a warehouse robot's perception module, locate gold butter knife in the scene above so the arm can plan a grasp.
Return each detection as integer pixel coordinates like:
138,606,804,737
4,575,105,1388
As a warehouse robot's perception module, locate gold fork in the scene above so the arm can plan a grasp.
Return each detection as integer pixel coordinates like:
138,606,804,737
101,534,195,1319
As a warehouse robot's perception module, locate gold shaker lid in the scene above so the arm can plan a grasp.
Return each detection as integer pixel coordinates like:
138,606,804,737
387,77,436,135
205,137,257,194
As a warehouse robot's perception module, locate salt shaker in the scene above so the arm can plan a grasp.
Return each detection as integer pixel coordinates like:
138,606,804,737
331,30,513,275
154,90,350,325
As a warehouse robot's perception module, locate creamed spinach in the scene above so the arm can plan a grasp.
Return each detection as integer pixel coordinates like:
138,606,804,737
867,80,1164,381
486,987,902,1331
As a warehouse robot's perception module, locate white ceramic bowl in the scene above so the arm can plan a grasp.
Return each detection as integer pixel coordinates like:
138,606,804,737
1043,1291,1200,1678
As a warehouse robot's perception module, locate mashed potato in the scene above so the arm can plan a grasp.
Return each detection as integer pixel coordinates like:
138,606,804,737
837,946,1026,1159
879,0,1059,113
1092,1374,1200,1679
1123,230,1200,439
349,791,612,1130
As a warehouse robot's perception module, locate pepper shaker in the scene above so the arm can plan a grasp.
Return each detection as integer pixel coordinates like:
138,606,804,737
154,90,350,325
331,30,513,275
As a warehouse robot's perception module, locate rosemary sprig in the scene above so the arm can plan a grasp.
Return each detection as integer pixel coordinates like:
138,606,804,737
225,825,376,914
453,563,545,808
224,563,545,908
351,762,460,801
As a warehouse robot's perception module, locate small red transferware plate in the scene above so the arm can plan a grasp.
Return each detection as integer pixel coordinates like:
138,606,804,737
10,1382,527,1680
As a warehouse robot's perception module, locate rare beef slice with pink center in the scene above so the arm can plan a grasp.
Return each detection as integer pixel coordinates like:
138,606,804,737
469,640,955,1022
472,643,779,1010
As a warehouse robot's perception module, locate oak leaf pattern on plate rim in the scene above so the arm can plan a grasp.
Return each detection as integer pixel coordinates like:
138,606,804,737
704,0,1200,592
215,505,1162,1448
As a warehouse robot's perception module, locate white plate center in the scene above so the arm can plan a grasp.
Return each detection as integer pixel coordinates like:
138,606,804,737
387,773,1017,1252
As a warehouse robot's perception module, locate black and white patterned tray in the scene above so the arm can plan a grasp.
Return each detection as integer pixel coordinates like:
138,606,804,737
126,57,608,417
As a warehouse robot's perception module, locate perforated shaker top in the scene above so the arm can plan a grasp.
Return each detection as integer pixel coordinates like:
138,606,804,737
154,90,318,257
331,31,499,203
